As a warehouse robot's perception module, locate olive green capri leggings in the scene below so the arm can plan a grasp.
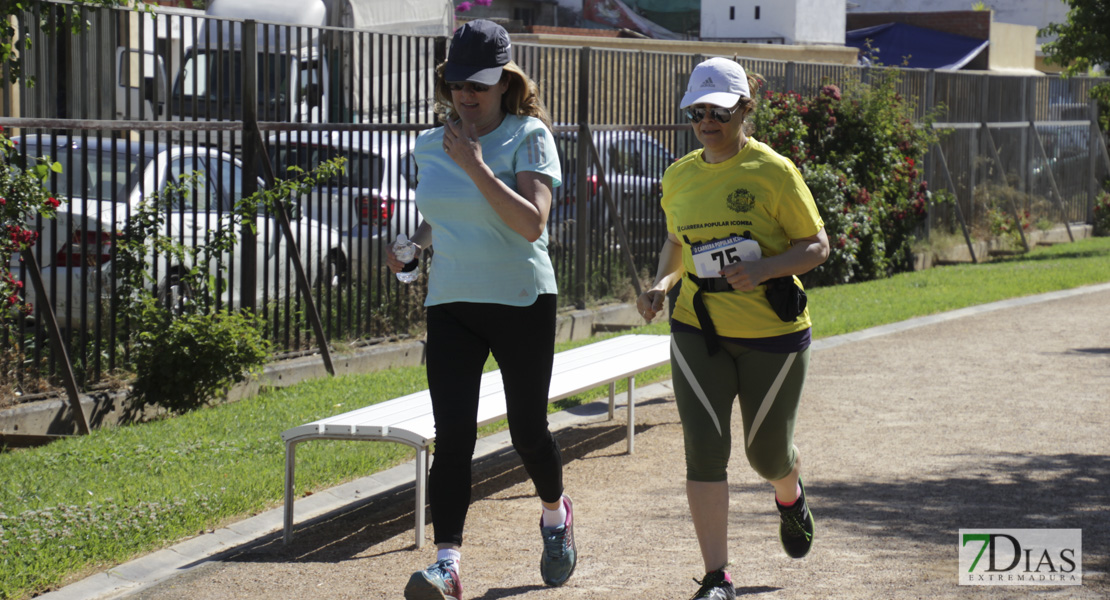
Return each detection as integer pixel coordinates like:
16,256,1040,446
670,330,810,483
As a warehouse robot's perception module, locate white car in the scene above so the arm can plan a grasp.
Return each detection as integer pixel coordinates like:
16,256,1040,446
267,130,421,277
13,134,348,329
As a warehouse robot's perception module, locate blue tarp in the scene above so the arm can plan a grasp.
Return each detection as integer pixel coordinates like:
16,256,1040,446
845,22,989,70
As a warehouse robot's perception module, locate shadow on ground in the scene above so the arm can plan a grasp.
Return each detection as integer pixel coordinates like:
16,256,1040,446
220,415,662,567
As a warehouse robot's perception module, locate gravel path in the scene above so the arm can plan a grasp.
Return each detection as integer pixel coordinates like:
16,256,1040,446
52,285,1110,599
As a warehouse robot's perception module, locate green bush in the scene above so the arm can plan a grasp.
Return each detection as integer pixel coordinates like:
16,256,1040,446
114,161,344,414
127,298,270,414
753,73,941,283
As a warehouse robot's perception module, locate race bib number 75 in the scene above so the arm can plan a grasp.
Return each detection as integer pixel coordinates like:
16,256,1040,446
690,235,762,278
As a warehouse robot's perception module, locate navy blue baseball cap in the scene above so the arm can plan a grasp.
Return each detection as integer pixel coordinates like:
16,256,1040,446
445,20,511,85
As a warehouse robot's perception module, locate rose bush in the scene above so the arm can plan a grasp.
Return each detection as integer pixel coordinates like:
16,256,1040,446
752,73,941,284
0,130,62,315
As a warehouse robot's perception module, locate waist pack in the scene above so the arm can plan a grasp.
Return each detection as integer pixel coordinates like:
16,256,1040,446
763,276,807,322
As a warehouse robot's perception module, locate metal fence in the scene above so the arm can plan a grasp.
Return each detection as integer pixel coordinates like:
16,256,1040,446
3,2,1108,387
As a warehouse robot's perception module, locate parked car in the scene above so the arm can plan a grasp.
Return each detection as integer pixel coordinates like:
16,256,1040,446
267,130,420,276
12,134,348,329
550,129,673,255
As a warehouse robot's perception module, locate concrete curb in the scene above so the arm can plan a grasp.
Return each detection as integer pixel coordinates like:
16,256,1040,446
1,304,645,437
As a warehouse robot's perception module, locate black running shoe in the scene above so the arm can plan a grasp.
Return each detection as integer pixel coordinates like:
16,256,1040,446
689,569,735,600
777,478,815,559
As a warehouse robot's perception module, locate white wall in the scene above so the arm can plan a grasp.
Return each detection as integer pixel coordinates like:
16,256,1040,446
848,0,1068,43
797,0,845,44
701,0,845,44
701,0,791,42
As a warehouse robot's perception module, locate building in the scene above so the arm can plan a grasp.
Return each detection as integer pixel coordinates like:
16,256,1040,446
699,0,847,45
847,0,1070,72
846,10,1040,74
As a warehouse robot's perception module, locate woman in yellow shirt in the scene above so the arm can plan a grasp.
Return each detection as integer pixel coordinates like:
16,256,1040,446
637,57,830,600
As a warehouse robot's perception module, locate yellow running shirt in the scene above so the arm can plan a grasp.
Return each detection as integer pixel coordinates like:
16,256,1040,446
662,138,824,339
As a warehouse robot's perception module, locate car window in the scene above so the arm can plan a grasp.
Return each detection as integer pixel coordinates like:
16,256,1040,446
271,143,387,189
22,144,150,201
209,157,244,209
556,134,586,176
639,139,672,180
607,136,671,179
169,156,222,212
343,150,384,189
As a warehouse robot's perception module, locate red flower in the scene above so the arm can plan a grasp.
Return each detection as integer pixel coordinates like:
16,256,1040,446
46,197,60,208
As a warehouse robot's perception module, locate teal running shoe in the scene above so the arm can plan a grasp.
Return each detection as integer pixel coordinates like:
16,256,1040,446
777,478,815,559
539,495,577,586
690,568,735,599
404,558,462,600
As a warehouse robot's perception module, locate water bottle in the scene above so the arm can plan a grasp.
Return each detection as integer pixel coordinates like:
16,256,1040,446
393,234,419,284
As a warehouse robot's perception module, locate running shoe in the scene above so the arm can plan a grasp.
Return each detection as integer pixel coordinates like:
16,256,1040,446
777,478,815,559
689,568,735,599
404,558,462,600
539,495,577,586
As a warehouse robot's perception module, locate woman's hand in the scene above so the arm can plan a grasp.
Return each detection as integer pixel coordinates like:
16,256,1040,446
720,228,830,290
385,243,420,274
443,119,484,172
637,288,667,322
720,260,773,292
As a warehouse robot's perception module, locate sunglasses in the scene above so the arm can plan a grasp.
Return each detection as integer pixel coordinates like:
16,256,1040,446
683,105,740,124
447,81,491,93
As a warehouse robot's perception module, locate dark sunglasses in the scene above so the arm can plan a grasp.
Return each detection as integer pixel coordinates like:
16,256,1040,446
447,81,491,93
684,105,739,124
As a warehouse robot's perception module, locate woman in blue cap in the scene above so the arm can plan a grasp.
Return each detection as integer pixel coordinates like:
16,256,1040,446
388,19,575,600
637,57,829,599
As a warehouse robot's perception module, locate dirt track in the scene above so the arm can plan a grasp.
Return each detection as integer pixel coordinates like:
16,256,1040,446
117,285,1110,599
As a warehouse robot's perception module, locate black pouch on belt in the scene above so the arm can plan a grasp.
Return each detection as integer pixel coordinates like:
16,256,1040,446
686,273,732,356
763,276,807,322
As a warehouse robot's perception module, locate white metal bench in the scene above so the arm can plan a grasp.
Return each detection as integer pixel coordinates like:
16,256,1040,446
281,333,671,547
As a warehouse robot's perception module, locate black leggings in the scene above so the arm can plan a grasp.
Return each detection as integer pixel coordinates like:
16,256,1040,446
425,295,563,547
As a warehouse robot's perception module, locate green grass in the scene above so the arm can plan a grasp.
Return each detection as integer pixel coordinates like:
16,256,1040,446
2,236,1109,600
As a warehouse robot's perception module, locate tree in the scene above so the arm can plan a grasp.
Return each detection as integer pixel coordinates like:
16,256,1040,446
1039,0,1110,131
1,0,147,86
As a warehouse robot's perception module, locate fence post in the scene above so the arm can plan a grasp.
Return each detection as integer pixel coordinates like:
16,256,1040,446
20,249,90,434
435,36,447,70
1089,99,1100,225
574,46,590,310
924,69,936,240
240,20,258,313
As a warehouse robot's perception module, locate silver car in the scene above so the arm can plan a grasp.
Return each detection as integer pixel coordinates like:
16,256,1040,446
550,129,673,253
12,135,348,329
267,130,421,278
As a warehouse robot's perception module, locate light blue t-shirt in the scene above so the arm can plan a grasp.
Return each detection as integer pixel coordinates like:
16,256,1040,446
414,114,562,307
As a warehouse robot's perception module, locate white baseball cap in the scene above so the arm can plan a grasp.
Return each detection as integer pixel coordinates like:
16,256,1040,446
680,57,751,108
